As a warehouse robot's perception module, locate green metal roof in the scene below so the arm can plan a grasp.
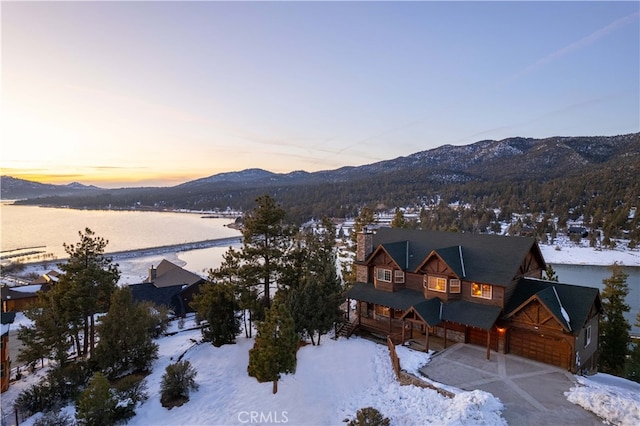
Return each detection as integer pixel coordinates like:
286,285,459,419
369,228,542,289
408,298,443,326
505,278,601,336
345,282,424,310
442,299,502,330
433,246,465,278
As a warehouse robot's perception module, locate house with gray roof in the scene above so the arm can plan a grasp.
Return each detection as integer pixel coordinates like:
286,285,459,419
129,259,205,316
345,228,601,373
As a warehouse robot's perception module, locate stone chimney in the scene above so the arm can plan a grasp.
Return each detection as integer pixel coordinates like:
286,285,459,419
356,229,373,262
148,265,157,283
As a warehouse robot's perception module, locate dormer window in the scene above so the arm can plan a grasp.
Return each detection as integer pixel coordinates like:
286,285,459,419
394,270,405,283
376,268,392,283
471,282,492,299
449,279,461,293
425,275,447,292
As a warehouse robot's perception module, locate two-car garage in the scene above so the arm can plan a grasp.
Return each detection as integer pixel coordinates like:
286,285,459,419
508,327,572,370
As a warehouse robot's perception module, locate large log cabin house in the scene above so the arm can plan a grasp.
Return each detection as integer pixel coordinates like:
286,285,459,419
345,228,602,373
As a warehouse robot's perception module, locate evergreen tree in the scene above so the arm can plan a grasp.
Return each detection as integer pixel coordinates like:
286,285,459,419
624,313,640,383
93,287,159,379
348,407,390,426
286,218,343,345
191,281,241,347
248,294,297,394
57,228,120,358
18,292,71,367
543,264,559,282
210,246,261,338
599,263,631,375
391,208,408,228
75,372,118,426
240,195,292,309
350,207,375,245
306,218,343,345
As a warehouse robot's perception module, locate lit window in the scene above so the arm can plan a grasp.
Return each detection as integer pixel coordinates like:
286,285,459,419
376,268,392,283
471,283,492,299
426,276,447,292
584,325,591,347
449,279,461,293
375,305,390,317
395,270,405,283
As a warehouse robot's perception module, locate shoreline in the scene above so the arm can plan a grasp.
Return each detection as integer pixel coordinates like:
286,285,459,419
16,236,242,268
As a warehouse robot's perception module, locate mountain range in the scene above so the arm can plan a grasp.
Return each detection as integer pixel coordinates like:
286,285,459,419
3,133,639,221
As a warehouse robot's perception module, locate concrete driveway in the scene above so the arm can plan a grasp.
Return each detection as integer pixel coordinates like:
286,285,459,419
419,343,603,425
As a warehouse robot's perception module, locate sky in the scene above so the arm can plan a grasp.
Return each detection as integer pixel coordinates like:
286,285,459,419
1,1,639,188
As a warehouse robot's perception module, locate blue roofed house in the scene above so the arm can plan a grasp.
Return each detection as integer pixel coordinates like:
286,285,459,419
345,228,602,373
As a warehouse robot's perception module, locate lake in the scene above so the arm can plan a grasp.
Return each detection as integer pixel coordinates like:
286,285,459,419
553,263,639,336
0,202,241,261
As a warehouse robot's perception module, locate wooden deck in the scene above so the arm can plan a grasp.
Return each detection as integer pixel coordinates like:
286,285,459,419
351,316,447,353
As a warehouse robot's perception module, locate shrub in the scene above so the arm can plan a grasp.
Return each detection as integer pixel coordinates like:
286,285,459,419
160,360,199,408
15,382,57,415
33,410,76,426
347,407,390,426
112,374,149,422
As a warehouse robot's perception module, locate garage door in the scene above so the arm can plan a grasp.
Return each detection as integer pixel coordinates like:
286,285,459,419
509,328,571,369
467,327,498,351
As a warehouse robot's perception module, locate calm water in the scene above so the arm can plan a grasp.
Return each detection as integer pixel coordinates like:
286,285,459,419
553,263,640,336
0,202,240,261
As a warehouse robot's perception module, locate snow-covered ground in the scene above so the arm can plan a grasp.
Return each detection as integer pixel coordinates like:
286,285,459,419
4,315,640,425
539,237,640,267
5,317,506,426
565,373,640,425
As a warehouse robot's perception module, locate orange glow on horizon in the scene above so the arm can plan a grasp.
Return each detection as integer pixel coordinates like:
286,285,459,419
2,169,206,189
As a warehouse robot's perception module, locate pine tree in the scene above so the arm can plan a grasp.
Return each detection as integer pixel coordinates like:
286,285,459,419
191,281,241,347
18,291,71,367
285,218,343,345
624,313,640,383
209,246,261,338
75,372,118,426
599,263,631,375
391,208,407,228
248,295,297,394
240,195,292,309
348,407,390,426
543,264,559,282
93,287,158,379
57,228,120,358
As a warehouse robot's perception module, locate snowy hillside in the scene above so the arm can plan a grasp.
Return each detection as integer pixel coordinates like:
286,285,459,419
4,314,640,426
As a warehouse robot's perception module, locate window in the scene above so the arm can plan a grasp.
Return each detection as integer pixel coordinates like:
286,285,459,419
471,282,492,299
375,305,390,317
426,276,447,292
376,268,392,283
449,279,461,293
584,325,592,347
394,270,405,283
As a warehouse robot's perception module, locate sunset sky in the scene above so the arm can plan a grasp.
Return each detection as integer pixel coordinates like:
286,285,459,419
2,1,639,188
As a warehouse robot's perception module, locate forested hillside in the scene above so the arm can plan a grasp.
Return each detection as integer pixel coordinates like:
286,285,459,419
6,133,639,242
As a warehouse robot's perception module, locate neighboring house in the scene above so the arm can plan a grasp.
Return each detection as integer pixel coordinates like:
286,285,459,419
345,228,601,373
1,284,50,313
129,259,205,316
568,226,588,238
30,270,60,285
1,311,16,393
